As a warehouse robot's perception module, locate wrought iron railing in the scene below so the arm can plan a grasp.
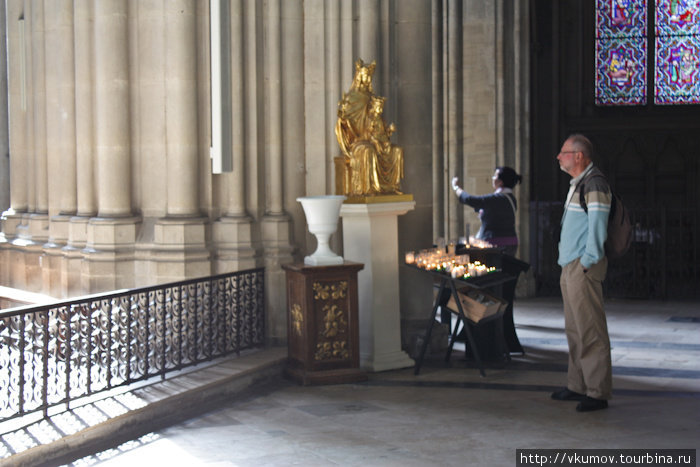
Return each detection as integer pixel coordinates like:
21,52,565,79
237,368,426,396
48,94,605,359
0,268,265,423
530,202,699,299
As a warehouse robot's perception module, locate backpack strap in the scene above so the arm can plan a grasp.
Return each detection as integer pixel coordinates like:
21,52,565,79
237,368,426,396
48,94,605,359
578,181,587,214
503,193,516,214
578,172,615,217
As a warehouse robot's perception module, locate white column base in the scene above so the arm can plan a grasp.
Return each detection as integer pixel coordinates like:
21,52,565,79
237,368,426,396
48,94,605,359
340,201,416,372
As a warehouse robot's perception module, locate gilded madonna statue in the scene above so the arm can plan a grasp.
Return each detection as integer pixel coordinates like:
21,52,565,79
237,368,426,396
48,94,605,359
335,59,405,198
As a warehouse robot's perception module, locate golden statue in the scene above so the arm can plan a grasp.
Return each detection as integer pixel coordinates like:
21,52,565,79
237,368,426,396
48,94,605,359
335,59,406,199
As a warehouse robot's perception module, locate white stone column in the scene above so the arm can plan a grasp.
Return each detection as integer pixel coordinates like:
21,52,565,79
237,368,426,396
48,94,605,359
164,0,198,217
17,0,47,293
94,0,131,218
340,201,416,372
340,0,353,82
431,0,444,239
43,0,77,297
3,0,37,291
266,0,283,217
0,2,10,214
446,0,462,242
153,0,209,282
213,0,257,272
357,0,380,71
0,0,15,286
228,0,246,218
262,0,294,344
84,0,137,293
29,0,48,246
58,0,95,297
73,0,95,221
302,0,327,199
214,0,264,273
44,0,76,221
3,0,28,237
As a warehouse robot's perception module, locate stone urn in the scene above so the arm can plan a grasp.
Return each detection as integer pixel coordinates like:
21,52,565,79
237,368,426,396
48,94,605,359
297,195,346,265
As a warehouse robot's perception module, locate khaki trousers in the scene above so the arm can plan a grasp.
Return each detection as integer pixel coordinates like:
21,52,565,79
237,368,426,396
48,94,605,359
560,257,612,400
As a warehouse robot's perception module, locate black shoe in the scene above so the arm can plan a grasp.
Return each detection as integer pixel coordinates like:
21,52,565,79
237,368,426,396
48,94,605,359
551,388,585,401
576,396,608,412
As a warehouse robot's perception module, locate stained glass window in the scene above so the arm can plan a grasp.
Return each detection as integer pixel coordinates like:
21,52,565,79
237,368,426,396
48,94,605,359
654,0,700,104
595,0,648,105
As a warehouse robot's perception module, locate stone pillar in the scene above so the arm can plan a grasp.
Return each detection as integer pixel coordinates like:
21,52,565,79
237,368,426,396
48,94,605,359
302,0,328,198
262,0,294,344
357,0,380,78
84,0,137,293
94,0,131,218
164,1,198,218
0,1,10,214
2,0,28,240
28,0,48,248
266,0,283,218
213,0,257,272
73,0,96,221
153,0,209,283
2,0,36,291
446,0,462,242
43,0,77,297
64,0,96,297
0,0,15,286
17,0,47,293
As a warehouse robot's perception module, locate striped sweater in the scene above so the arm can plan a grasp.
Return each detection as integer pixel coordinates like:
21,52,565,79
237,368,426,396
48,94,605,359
558,164,612,269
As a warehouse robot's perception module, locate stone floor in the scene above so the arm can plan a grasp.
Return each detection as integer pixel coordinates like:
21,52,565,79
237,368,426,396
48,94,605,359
3,297,700,466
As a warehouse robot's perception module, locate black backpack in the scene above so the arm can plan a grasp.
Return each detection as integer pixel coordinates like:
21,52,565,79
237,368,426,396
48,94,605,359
579,174,632,260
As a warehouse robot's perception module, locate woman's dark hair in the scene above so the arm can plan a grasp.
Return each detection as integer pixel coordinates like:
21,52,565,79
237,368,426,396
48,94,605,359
496,166,522,189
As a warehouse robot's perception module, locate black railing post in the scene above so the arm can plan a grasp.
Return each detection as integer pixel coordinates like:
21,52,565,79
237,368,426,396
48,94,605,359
235,273,242,354
42,311,49,418
87,303,93,394
208,279,213,360
145,292,151,378
65,306,72,407
19,314,26,416
178,285,183,370
126,294,133,384
257,270,265,347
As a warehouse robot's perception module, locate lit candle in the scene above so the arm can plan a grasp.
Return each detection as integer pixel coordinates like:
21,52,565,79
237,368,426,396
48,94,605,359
451,265,465,278
405,251,415,264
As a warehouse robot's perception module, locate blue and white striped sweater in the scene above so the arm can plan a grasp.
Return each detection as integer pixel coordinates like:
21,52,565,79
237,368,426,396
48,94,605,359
558,166,611,269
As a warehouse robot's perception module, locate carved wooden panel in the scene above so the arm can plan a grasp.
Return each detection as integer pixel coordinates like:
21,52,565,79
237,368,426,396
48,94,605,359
282,262,367,385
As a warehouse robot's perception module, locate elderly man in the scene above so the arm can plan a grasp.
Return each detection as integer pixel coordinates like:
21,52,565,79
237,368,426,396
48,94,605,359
551,134,612,412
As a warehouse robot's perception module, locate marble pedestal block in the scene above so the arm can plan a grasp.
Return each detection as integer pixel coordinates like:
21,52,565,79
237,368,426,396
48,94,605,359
340,201,416,372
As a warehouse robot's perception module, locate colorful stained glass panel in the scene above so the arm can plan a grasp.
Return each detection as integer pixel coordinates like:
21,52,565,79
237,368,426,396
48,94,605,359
597,0,648,38
655,37,700,104
655,0,700,104
656,0,700,36
596,38,648,105
596,0,648,105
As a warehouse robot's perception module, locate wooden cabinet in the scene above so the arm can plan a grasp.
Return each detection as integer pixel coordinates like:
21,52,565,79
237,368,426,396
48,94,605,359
282,261,367,385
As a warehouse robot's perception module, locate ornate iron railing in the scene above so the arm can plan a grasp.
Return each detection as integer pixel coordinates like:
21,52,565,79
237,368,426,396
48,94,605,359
530,202,699,299
0,268,265,423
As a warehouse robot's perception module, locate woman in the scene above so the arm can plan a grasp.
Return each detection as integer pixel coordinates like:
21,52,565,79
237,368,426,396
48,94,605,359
451,166,522,256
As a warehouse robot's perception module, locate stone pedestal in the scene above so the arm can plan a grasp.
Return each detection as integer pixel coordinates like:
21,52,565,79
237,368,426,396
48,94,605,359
282,261,367,385
340,201,416,372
